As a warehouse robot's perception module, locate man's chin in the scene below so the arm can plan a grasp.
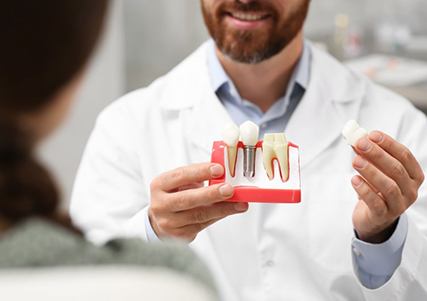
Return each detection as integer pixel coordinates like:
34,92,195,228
218,37,274,64
220,47,268,64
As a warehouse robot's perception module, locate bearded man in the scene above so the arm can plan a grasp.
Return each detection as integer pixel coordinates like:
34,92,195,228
71,1,427,300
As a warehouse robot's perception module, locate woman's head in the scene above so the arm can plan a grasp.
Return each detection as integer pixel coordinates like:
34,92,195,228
0,1,108,226
0,0,109,139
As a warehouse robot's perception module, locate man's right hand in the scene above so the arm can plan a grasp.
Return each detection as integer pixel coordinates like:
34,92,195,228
148,163,249,241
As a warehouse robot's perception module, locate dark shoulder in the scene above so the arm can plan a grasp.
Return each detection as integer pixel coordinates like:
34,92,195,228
0,219,216,293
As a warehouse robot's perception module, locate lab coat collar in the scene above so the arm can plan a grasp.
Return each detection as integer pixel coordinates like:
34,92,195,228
160,41,367,168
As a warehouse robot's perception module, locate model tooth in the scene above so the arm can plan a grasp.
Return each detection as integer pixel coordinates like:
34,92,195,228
342,120,368,146
342,120,359,138
222,123,240,177
239,121,259,146
273,133,289,182
262,134,275,180
350,128,368,146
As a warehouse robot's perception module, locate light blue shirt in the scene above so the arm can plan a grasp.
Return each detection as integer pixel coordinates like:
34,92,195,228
144,40,408,290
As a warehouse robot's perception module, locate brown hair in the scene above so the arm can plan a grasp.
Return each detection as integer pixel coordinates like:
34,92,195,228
0,1,109,230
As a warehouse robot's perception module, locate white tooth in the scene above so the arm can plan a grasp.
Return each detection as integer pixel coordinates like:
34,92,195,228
262,134,275,180
262,133,289,181
240,121,259,146
273,133,289,182
342,120,368,146
222,123,240,177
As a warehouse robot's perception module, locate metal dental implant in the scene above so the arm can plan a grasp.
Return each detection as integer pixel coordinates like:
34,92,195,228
239,121,259,178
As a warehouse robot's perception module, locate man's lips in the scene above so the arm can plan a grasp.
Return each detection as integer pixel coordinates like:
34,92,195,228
222,10,272,30
226,11,271,22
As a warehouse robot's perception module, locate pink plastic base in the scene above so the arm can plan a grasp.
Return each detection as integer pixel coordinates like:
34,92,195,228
209,141,301,203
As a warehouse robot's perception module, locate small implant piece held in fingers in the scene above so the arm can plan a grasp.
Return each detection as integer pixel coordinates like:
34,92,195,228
240,121,259,178
222,122,240,177
342,120,368,147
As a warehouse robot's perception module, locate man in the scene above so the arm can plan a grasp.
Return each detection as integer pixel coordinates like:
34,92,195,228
71,0,427,299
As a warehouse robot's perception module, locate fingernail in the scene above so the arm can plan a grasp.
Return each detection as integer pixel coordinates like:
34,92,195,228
210,164,224,178
353,156,367,169
357,137,372,152
234,202,248,212
369,131,384,143
351,176,363,188
219,183,234,197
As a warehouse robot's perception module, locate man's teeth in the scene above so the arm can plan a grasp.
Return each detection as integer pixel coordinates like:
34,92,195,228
231,12,265,21
222,123,240,177
342,120,367,147
262,133,289,182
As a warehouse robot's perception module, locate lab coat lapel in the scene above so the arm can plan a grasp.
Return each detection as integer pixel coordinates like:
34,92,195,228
185,88,233,159
180,43,232,160
159,42,232,161
285,47,366,169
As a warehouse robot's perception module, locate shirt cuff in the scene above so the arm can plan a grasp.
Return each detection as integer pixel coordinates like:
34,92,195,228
352,213,408,277
142,206,161,242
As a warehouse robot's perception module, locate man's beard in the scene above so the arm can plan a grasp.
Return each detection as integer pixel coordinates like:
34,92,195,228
202,0,310,64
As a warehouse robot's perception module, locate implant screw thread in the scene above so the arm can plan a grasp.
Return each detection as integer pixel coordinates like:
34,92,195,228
243,146,257,178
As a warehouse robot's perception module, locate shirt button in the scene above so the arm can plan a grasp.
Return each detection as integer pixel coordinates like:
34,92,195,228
264,260,275,268
261,123,267,129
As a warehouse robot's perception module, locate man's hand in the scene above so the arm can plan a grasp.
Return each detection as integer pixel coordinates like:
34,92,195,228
351,131,425,243
148,163,248,242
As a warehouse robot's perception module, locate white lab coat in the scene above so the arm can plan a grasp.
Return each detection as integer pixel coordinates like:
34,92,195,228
70,42,427,301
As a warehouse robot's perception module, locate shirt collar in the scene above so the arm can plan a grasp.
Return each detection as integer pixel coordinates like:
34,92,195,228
207,39,311,96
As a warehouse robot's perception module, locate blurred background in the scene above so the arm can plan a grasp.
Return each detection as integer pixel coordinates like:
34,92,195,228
41,0,427,206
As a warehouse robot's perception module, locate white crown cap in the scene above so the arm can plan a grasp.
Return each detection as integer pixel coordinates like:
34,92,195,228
239,121,259,146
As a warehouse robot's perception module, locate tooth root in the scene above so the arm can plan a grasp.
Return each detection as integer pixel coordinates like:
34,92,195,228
262,134,275,180
222,123,240,177
227,146,238,177
273,133,289,182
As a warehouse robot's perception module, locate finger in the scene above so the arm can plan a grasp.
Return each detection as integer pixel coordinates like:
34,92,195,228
354,137,413,194
351,175,388,217
353,155,405,213
368,131,424,184
177,182,204,192
153,163,224,192
172,218,222,242
167,183,234,212
172,202,249,227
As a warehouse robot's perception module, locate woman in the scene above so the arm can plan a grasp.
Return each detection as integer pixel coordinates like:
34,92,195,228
0,1,215,298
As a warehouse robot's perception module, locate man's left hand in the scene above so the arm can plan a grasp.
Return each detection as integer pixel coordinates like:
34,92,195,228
351,131,425,243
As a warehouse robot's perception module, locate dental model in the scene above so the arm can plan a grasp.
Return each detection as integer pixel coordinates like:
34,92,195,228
239,121,259,178
222,122,240,177
262,133,289,182
342,120,368,146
